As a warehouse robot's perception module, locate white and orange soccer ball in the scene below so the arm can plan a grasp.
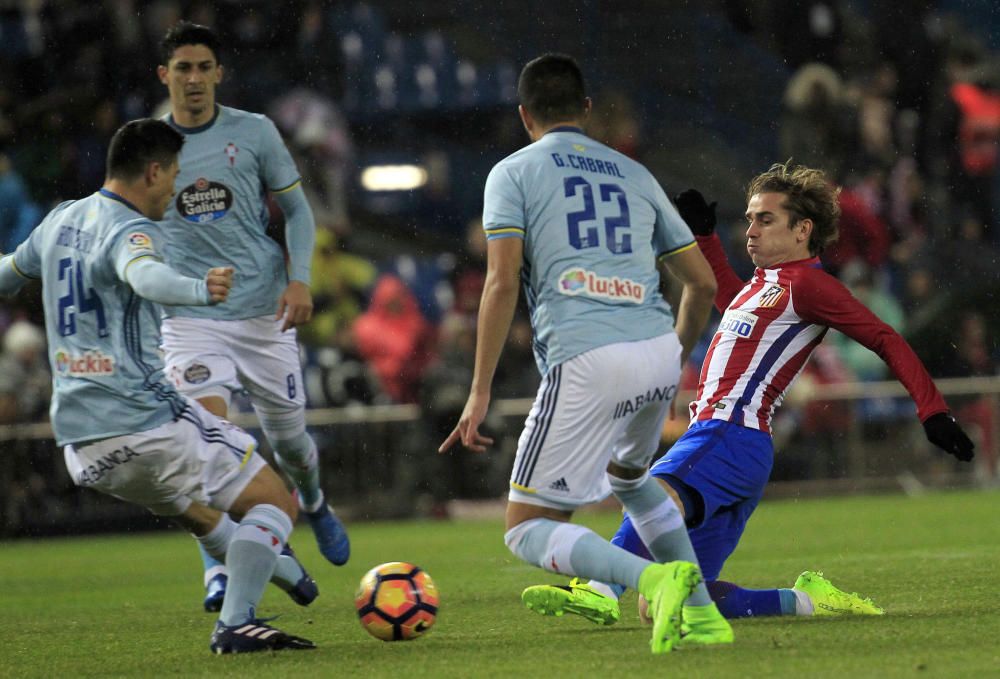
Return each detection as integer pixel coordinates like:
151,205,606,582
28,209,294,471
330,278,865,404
354,562,439,641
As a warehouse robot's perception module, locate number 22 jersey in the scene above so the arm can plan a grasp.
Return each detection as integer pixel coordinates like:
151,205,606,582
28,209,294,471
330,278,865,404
482,127,696,375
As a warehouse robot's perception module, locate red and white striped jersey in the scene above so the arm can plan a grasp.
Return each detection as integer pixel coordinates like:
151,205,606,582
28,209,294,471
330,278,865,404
689,234,947,433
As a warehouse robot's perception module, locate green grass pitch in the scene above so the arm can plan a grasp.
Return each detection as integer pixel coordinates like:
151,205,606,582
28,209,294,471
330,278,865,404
3,490,998,678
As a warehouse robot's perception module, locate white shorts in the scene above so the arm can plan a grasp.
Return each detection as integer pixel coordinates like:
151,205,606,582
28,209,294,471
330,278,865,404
508,333,682,510
161,315,305,412
64,399,267,516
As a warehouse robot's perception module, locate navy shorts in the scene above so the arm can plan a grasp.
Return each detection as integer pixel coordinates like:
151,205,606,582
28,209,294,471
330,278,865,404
650,419,773,580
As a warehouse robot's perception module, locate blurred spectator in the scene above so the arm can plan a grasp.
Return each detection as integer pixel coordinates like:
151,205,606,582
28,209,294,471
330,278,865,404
780,63,858,180
944,58,1000,236
830,259,904,381
493,312,540,400
0,320,50,424
270,88,354,228
353,274,436,403
0,150,41,253
770,0,845,71
298,226,377,348
588,89,642,159
447,217,487,321
823,169,892,275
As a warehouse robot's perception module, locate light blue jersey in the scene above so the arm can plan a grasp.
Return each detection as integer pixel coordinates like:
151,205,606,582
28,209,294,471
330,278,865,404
159,105,300,319
9,190,191,445
482,127,696,374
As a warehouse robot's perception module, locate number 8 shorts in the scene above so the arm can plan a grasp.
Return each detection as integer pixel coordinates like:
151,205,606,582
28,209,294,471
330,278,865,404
160,315,305,411
508,332,682,510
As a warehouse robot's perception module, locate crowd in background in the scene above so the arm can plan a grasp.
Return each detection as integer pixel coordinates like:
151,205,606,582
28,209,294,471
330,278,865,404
2,1,1000,523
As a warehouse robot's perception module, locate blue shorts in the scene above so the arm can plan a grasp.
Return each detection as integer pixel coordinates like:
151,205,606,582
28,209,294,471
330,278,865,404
650,419,772,580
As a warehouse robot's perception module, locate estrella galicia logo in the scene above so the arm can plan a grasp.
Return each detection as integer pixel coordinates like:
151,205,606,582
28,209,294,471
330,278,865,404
176,177,233,223
183,363,211,384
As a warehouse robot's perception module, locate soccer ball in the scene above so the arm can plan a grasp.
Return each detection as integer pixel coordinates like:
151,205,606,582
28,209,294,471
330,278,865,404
354,562,439,641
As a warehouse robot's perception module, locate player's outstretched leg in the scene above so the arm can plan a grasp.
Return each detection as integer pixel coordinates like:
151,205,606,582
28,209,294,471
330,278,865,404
521,578,621,625
638,561,702,654
212,504,315,654
793,571,885,616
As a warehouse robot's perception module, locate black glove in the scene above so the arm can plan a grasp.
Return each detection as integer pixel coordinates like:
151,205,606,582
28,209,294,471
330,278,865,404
674,189,718,236
922,412,975,462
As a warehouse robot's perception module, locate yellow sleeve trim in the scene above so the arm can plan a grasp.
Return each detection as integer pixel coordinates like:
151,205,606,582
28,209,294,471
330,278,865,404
271,179,302,194
9,258,35,280
485,226,525,238
509,482,536,494
657,240,698,260
122,254,157,277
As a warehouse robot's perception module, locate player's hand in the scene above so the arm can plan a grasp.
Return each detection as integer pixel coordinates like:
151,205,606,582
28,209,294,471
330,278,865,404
922,412,975,462
276,280,313,332
438,392,495,454
205,267,234,304
674,189,717,236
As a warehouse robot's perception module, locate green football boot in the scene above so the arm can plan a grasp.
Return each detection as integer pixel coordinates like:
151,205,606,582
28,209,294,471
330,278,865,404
638,561,702,654
678,603,734,647
794,570,885,616
521,578,621,625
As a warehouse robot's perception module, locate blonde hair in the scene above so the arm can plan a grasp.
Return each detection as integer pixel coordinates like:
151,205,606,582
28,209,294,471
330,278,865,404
746,161,841,255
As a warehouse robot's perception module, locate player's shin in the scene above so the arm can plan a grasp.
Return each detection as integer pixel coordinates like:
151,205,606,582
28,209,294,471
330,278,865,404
608,472,713,606
219,504,291,626
504,518,650,590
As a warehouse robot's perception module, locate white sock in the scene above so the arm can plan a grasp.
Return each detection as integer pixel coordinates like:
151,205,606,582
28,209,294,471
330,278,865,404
792,588,815,615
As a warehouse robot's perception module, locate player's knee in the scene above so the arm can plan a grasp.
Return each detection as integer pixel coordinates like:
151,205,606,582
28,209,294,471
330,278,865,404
232,466,298,519
504,517,553,564
606,460,645,480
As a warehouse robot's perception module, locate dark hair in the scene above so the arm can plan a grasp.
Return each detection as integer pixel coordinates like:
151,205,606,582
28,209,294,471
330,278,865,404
746,160,841,255
160,21,222,65
106,119,184,180
517,53,586,125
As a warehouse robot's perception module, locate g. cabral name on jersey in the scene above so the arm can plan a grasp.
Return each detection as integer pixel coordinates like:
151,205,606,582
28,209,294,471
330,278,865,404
54,349,115,376
558,267,645,303
176,177,233,223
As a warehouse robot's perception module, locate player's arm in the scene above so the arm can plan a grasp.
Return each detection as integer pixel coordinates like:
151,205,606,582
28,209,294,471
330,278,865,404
0,221,44,296
124,257,232,305
440,234,522,454
0,253,36,296
658,244,716,365
673,189,746,310
272,182,315,331
796,270,975,461
113,226,232,306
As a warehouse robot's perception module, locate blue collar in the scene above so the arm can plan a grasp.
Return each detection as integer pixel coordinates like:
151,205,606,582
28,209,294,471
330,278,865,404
98,188,143,216
545,125,585,136
168,105,220,134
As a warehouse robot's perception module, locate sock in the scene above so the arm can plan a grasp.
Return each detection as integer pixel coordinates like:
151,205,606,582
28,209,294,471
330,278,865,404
271,431,324,510
504,518,651,591
588,581,621,600
219,504,292,626
791,587,814,615
608,472,711,606
271,550,306,590
705,580,791,618
197,515,237,563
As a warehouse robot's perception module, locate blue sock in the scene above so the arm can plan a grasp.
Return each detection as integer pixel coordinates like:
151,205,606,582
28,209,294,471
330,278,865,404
706,580,794,618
